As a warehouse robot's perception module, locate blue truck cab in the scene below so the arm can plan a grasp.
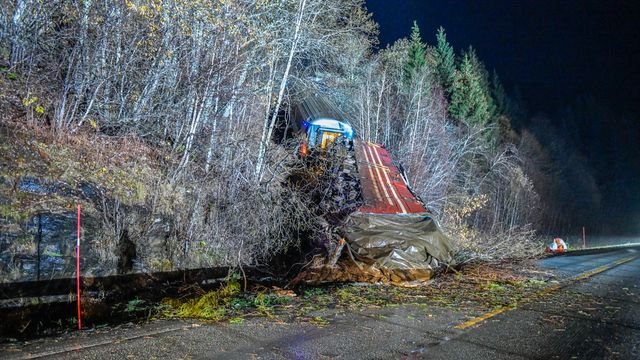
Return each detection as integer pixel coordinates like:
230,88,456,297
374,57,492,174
296,91,354,154
302,118,354,150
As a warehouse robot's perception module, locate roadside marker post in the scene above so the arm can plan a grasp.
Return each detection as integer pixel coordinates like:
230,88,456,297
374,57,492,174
582,227,586,249
76,204,82,330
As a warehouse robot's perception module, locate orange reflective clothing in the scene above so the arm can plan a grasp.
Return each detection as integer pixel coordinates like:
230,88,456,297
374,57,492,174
300,142,309,157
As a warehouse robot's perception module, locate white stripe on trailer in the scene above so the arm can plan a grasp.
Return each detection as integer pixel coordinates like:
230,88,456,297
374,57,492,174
365,143,394,207
369,142,408,214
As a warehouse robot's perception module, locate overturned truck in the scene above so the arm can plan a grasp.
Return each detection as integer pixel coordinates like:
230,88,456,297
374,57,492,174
292,91,454,284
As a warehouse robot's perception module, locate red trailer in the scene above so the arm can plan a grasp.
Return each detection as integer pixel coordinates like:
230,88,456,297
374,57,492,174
343,140,453,272
354,140,426,215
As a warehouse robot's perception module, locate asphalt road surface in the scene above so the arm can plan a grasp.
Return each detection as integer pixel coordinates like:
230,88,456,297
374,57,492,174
2,248,638,359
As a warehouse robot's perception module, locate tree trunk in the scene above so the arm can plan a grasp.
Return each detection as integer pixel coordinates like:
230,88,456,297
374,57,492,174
255,0,307,181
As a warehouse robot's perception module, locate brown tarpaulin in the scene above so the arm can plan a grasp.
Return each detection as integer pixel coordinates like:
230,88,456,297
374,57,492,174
291,212,455,285
343,212,454,270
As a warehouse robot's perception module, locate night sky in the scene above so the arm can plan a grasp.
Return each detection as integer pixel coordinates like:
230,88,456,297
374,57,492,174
365,0,640,116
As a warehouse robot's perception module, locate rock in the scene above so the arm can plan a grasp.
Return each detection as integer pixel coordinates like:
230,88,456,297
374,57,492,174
18,176,60,195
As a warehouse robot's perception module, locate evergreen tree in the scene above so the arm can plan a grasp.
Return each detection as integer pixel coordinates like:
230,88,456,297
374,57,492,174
467,48,496,119
403,20,426,87
491,70,518,144
434,27,455,95
491,70,508,116
449,47,493,130
509,86,529,126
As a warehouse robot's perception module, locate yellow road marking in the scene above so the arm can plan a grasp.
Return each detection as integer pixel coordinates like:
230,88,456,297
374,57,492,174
455,255,638,330
574,256,636,280
455,305,516,330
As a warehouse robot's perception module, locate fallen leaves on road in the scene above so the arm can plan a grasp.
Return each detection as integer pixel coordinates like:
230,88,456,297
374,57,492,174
155,259,552,328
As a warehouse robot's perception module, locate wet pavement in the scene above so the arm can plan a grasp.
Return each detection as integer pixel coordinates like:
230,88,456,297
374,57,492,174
428,248,640,359
1,248,638,359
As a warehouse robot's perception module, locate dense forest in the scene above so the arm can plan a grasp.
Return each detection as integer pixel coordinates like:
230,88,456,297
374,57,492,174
0,0,624,279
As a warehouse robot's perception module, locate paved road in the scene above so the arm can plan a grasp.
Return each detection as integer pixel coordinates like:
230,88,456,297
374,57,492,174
2,248,638,359
429,248,640,359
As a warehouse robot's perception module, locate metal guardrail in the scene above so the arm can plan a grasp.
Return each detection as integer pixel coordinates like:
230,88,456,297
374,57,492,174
0,266,279,340
0,267,270,301
546,242,640,257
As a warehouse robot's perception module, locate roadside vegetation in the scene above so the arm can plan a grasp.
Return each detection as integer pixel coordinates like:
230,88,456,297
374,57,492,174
155,261,552,326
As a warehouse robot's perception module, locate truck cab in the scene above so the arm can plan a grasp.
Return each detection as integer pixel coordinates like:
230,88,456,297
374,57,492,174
295,91,354,156
302,118,354,152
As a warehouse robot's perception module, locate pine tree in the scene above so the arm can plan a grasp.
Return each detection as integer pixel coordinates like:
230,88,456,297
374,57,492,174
403,20,426,87
509,86,528,126
492,70,519,145
449,51,472,123
449,47,493,128
491,70,508,116
467,48,496,119
434,27,455,95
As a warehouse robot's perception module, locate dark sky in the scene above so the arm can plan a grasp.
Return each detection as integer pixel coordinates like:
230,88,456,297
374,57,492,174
365,0,640,115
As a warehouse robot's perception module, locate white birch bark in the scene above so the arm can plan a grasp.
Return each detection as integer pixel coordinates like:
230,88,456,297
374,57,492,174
255,0,307,181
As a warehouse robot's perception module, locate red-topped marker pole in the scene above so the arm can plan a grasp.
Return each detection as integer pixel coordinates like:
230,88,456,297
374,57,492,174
76,204,82,330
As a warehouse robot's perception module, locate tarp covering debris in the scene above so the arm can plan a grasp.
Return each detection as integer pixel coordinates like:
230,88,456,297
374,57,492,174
344,212,454,270
346,140,454,273
292,211,454,285
291,253,437,285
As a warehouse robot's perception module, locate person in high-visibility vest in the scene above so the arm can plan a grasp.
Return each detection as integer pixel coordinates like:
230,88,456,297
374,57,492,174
549,237,568,252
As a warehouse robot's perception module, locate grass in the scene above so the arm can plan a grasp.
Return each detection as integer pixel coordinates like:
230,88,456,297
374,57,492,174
161,276,296,322
163,279,242,321
309,316,330,326
303,287,325,298
0,204,25,222
153,261,552,328
254,292,292,316
527,279,546,287
0,66,19,80
125,299,147,313
486,282,507,292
